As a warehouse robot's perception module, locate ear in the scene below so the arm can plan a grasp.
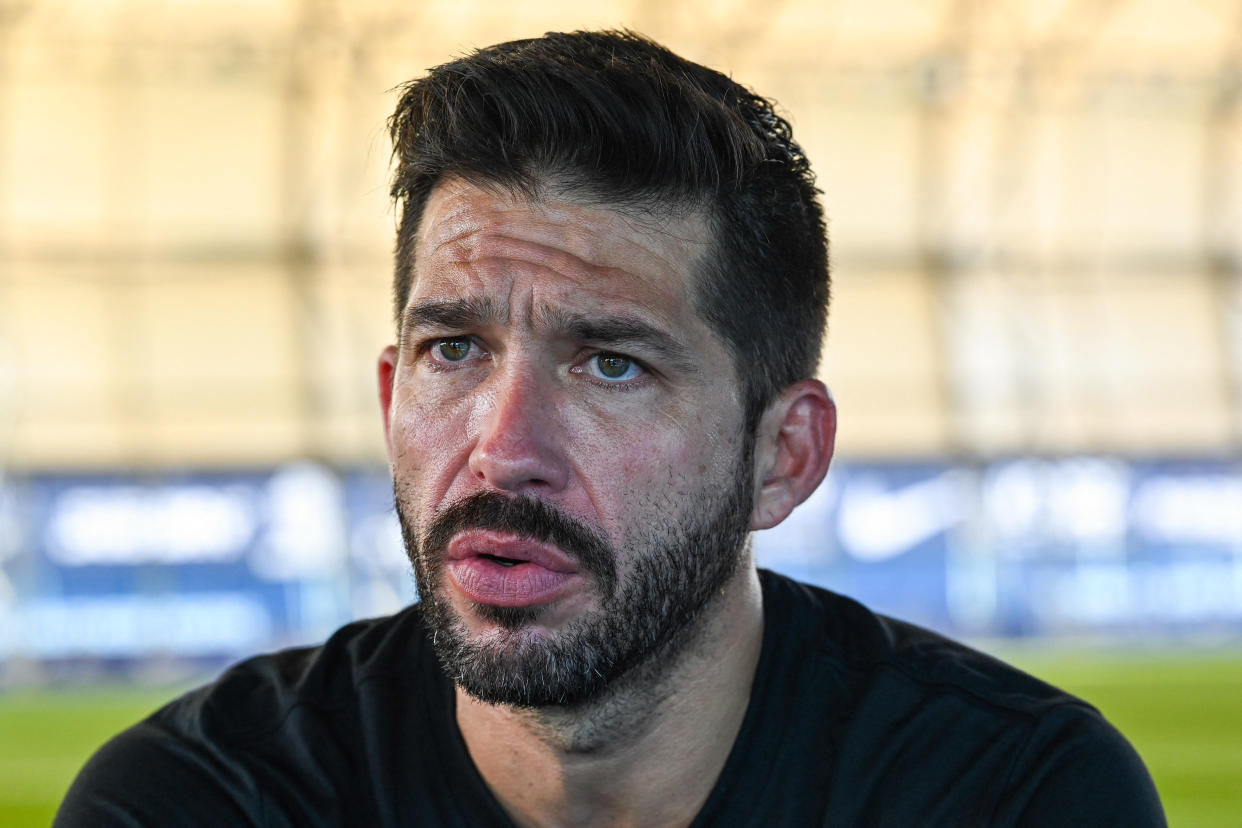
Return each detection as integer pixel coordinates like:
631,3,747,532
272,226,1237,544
377,345,399,463
749,379,836,531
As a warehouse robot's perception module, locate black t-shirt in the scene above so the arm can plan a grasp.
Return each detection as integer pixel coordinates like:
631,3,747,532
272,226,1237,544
56,570,1166,826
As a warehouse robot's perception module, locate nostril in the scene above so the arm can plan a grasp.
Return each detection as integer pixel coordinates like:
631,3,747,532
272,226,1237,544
466,379,569,492
469,439,564,493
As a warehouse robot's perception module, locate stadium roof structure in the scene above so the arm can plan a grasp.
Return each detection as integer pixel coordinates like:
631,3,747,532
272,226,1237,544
1,0,1240,465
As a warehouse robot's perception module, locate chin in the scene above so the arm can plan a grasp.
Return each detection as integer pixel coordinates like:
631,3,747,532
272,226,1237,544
470,601,542,629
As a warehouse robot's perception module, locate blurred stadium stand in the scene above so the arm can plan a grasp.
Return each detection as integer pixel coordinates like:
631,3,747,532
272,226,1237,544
2,0,1242,680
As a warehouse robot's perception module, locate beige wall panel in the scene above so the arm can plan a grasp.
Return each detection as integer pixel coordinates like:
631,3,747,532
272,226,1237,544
141,80,282,245
5,267,117,402
4,269,123,469
946,270,1038,452
947,267,1232,454
406,0,635,56
1052,113,1118,253
763,0,946,54
137,265,297,391
328,97,400,253
1034,393,1232,454
20,412,306,470
19,0,292,38
4,261,310,467
807,104,923,258
4,80,108,239
823,267,947,456
1090,0,1230,70
134,416,306,468
1048,105,1206,258
1095,110,1203,255
929,106,1007,255
1033,270,1231,452
1101,274,1222,389
11,422,128,469
1011,113,1063,259
305,262,393,463
1086,272,1230,451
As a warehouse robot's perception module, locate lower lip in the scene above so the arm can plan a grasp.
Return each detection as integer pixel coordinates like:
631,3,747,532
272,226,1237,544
446,557,583,608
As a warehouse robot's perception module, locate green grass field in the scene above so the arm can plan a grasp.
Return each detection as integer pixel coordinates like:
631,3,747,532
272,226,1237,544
998,648,1242,828
2,650,1240,826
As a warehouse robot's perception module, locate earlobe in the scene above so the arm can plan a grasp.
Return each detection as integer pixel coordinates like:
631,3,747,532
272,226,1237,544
377,345,399,462
749,380,836,531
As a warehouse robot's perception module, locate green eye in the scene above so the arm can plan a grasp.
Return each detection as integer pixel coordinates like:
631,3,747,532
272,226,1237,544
594,354,634,379
437,338,472,361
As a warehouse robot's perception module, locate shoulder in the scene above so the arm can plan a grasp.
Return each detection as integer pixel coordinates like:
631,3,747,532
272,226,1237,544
990,697,1167,826
145,602,431,748
56,605,440,827
762,568,1099,718
758,570,1166,826
175,602,432,738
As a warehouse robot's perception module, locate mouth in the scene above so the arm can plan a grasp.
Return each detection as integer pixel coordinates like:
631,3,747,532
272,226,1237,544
444,529,585,609
478,553,523,567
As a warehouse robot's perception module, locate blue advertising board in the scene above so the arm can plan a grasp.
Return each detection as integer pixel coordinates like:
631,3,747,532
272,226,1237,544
2,456,1240,668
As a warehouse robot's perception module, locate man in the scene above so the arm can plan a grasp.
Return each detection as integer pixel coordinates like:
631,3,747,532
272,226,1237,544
58,30,1165,826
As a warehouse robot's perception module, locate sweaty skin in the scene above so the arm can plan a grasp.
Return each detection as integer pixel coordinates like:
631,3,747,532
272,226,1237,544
377,178,835,827
382,179,750,636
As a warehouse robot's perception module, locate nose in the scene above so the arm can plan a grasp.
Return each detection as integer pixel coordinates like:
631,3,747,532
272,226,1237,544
467,363,570,494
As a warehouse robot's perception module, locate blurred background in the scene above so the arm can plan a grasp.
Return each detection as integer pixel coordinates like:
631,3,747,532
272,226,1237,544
1,0,1241,824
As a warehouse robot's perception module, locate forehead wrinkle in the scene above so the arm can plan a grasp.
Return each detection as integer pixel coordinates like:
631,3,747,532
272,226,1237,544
459,230,669,293
418,178,711,299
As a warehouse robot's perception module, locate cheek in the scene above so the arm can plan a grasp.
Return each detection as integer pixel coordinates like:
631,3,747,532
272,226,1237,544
571,402,689,466
569,408,711,519
463,386,497,444
388,384,473,496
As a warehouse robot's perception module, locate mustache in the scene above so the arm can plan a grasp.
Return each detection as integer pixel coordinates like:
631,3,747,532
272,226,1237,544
421,491,618,593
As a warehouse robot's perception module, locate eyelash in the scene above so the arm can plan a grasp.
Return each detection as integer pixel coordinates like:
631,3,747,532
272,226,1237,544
419,337,652,390
576,353,648,389
422,336,485,366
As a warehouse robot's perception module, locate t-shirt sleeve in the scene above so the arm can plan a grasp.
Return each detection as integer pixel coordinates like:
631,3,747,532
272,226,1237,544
996,705,1167,828
54,719,258,827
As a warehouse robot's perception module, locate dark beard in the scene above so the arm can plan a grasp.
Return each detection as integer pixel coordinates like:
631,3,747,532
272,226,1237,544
395,446,755,709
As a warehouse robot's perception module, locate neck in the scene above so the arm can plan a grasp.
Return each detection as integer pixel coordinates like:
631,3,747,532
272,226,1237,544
456,566,765,828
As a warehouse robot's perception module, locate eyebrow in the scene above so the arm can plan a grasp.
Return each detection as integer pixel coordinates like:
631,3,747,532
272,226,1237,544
400,298,699,375
540,308,698,375
400,297,506,347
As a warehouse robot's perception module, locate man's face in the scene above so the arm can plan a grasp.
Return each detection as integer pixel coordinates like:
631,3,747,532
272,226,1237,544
380,178,755,707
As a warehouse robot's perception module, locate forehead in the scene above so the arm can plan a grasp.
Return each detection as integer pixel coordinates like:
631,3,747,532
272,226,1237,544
409,178,712,320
